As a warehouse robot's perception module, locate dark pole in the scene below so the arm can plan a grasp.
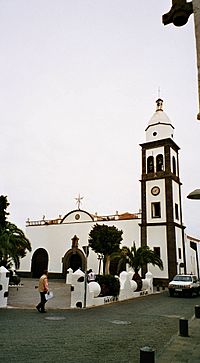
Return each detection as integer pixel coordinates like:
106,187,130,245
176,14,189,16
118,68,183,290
179,318,189,337
83,245,89,308
196,249,200,279
140,346,155,363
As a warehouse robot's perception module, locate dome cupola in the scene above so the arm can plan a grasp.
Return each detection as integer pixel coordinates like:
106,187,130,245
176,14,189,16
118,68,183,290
145,99,174,142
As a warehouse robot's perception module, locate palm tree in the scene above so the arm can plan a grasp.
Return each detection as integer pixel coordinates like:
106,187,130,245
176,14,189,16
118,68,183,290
0,195,31,270
0,222,31,270
116,243,163,291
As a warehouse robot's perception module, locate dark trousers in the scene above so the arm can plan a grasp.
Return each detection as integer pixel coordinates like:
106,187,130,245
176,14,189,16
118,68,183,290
36,292,47,312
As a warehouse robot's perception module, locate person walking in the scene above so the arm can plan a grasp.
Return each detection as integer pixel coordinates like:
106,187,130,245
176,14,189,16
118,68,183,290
36,270,49,313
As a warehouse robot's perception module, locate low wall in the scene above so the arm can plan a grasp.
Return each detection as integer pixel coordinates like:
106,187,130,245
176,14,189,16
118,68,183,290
0,266,9,308
69,269,153,308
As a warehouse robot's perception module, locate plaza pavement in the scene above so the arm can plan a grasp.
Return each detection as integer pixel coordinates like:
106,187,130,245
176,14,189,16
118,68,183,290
157,316,200,363
2,278,200,362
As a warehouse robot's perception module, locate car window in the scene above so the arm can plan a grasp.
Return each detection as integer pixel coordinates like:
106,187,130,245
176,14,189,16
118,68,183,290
173,275,192,282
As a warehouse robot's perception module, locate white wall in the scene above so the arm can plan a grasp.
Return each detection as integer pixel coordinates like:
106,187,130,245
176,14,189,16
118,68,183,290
19,212,200,282
184,234,200,276
147,225,169,279
20,217,141,275
146,179,166,223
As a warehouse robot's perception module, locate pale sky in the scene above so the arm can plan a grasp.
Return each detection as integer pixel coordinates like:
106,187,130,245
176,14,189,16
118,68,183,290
0,1,200,238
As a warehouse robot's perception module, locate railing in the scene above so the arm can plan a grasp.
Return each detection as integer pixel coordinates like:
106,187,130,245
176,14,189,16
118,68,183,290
26,212,142,227
26,218,62,227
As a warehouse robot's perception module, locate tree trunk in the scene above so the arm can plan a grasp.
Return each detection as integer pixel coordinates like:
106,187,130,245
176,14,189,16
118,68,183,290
105,255,110,275
132,270,142,291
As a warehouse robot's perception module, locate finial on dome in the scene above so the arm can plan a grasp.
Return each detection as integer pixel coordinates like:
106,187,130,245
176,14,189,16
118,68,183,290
156,98,163,112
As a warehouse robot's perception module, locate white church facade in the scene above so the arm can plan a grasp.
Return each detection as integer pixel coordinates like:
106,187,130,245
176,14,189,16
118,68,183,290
19,100,200,285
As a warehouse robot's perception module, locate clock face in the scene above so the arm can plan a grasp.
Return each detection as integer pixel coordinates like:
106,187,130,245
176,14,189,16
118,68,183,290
151,186,160,196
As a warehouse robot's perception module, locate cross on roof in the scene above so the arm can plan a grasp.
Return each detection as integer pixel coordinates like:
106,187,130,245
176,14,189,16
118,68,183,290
75,194,83,209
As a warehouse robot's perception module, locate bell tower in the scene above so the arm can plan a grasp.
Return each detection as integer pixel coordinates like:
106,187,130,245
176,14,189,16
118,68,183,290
140,99,186,283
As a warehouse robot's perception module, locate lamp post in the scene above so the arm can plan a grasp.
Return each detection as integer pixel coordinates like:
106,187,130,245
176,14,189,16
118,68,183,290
97,253,104,275
187,189,200,199
83,245,89,308
162,0,200,120
187,189,200,278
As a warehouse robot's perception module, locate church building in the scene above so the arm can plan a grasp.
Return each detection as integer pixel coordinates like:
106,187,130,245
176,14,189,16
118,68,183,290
19,100,200,285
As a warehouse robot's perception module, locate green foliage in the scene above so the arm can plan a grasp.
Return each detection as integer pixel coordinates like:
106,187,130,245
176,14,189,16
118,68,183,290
109,248,126,275
116,243,164,274
96,274,120,297
0,196,32,270
111,243,164,291
0,196,9,230
89,224,123,274
89,224,123,255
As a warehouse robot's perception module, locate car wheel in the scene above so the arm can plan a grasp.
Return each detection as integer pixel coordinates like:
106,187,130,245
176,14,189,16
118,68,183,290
169,290,174,297
188,289,193,298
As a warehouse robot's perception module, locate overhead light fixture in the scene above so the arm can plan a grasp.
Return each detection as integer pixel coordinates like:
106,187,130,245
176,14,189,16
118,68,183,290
187,189,200,199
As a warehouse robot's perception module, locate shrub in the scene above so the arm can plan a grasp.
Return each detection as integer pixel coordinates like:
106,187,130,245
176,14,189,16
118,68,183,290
9,270,21,285
96,274,120,297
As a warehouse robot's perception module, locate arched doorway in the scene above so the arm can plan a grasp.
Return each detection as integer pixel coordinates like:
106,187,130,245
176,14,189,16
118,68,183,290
62,249,86,275
31,248,49,278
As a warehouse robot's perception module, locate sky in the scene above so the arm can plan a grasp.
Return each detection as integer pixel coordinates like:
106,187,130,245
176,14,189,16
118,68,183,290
0,1,200,238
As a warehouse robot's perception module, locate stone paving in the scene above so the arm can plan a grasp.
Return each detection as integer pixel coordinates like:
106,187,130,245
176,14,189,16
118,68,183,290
1,279,200,362
7,278,71,309
157,316,200,363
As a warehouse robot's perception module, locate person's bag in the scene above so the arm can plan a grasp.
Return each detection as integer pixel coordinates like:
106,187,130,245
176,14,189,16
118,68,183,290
45,291,54,301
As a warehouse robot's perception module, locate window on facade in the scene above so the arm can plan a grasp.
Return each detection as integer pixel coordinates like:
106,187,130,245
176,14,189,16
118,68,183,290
190,241,197,251
156,154,164,172
151,202,161,218
175,203,179,220
178,248,181,259
172,156,176,175
147,156,154,173
154,247,161,258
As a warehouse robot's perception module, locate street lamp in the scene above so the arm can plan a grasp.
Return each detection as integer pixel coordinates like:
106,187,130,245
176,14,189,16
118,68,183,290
82,245,89,308
162,0,193,27
187,189,200,199
187,189,200,278
97,253,103,275
163,0,200,120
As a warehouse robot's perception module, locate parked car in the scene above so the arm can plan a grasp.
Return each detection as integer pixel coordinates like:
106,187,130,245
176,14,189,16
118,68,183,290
168,274,200,297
